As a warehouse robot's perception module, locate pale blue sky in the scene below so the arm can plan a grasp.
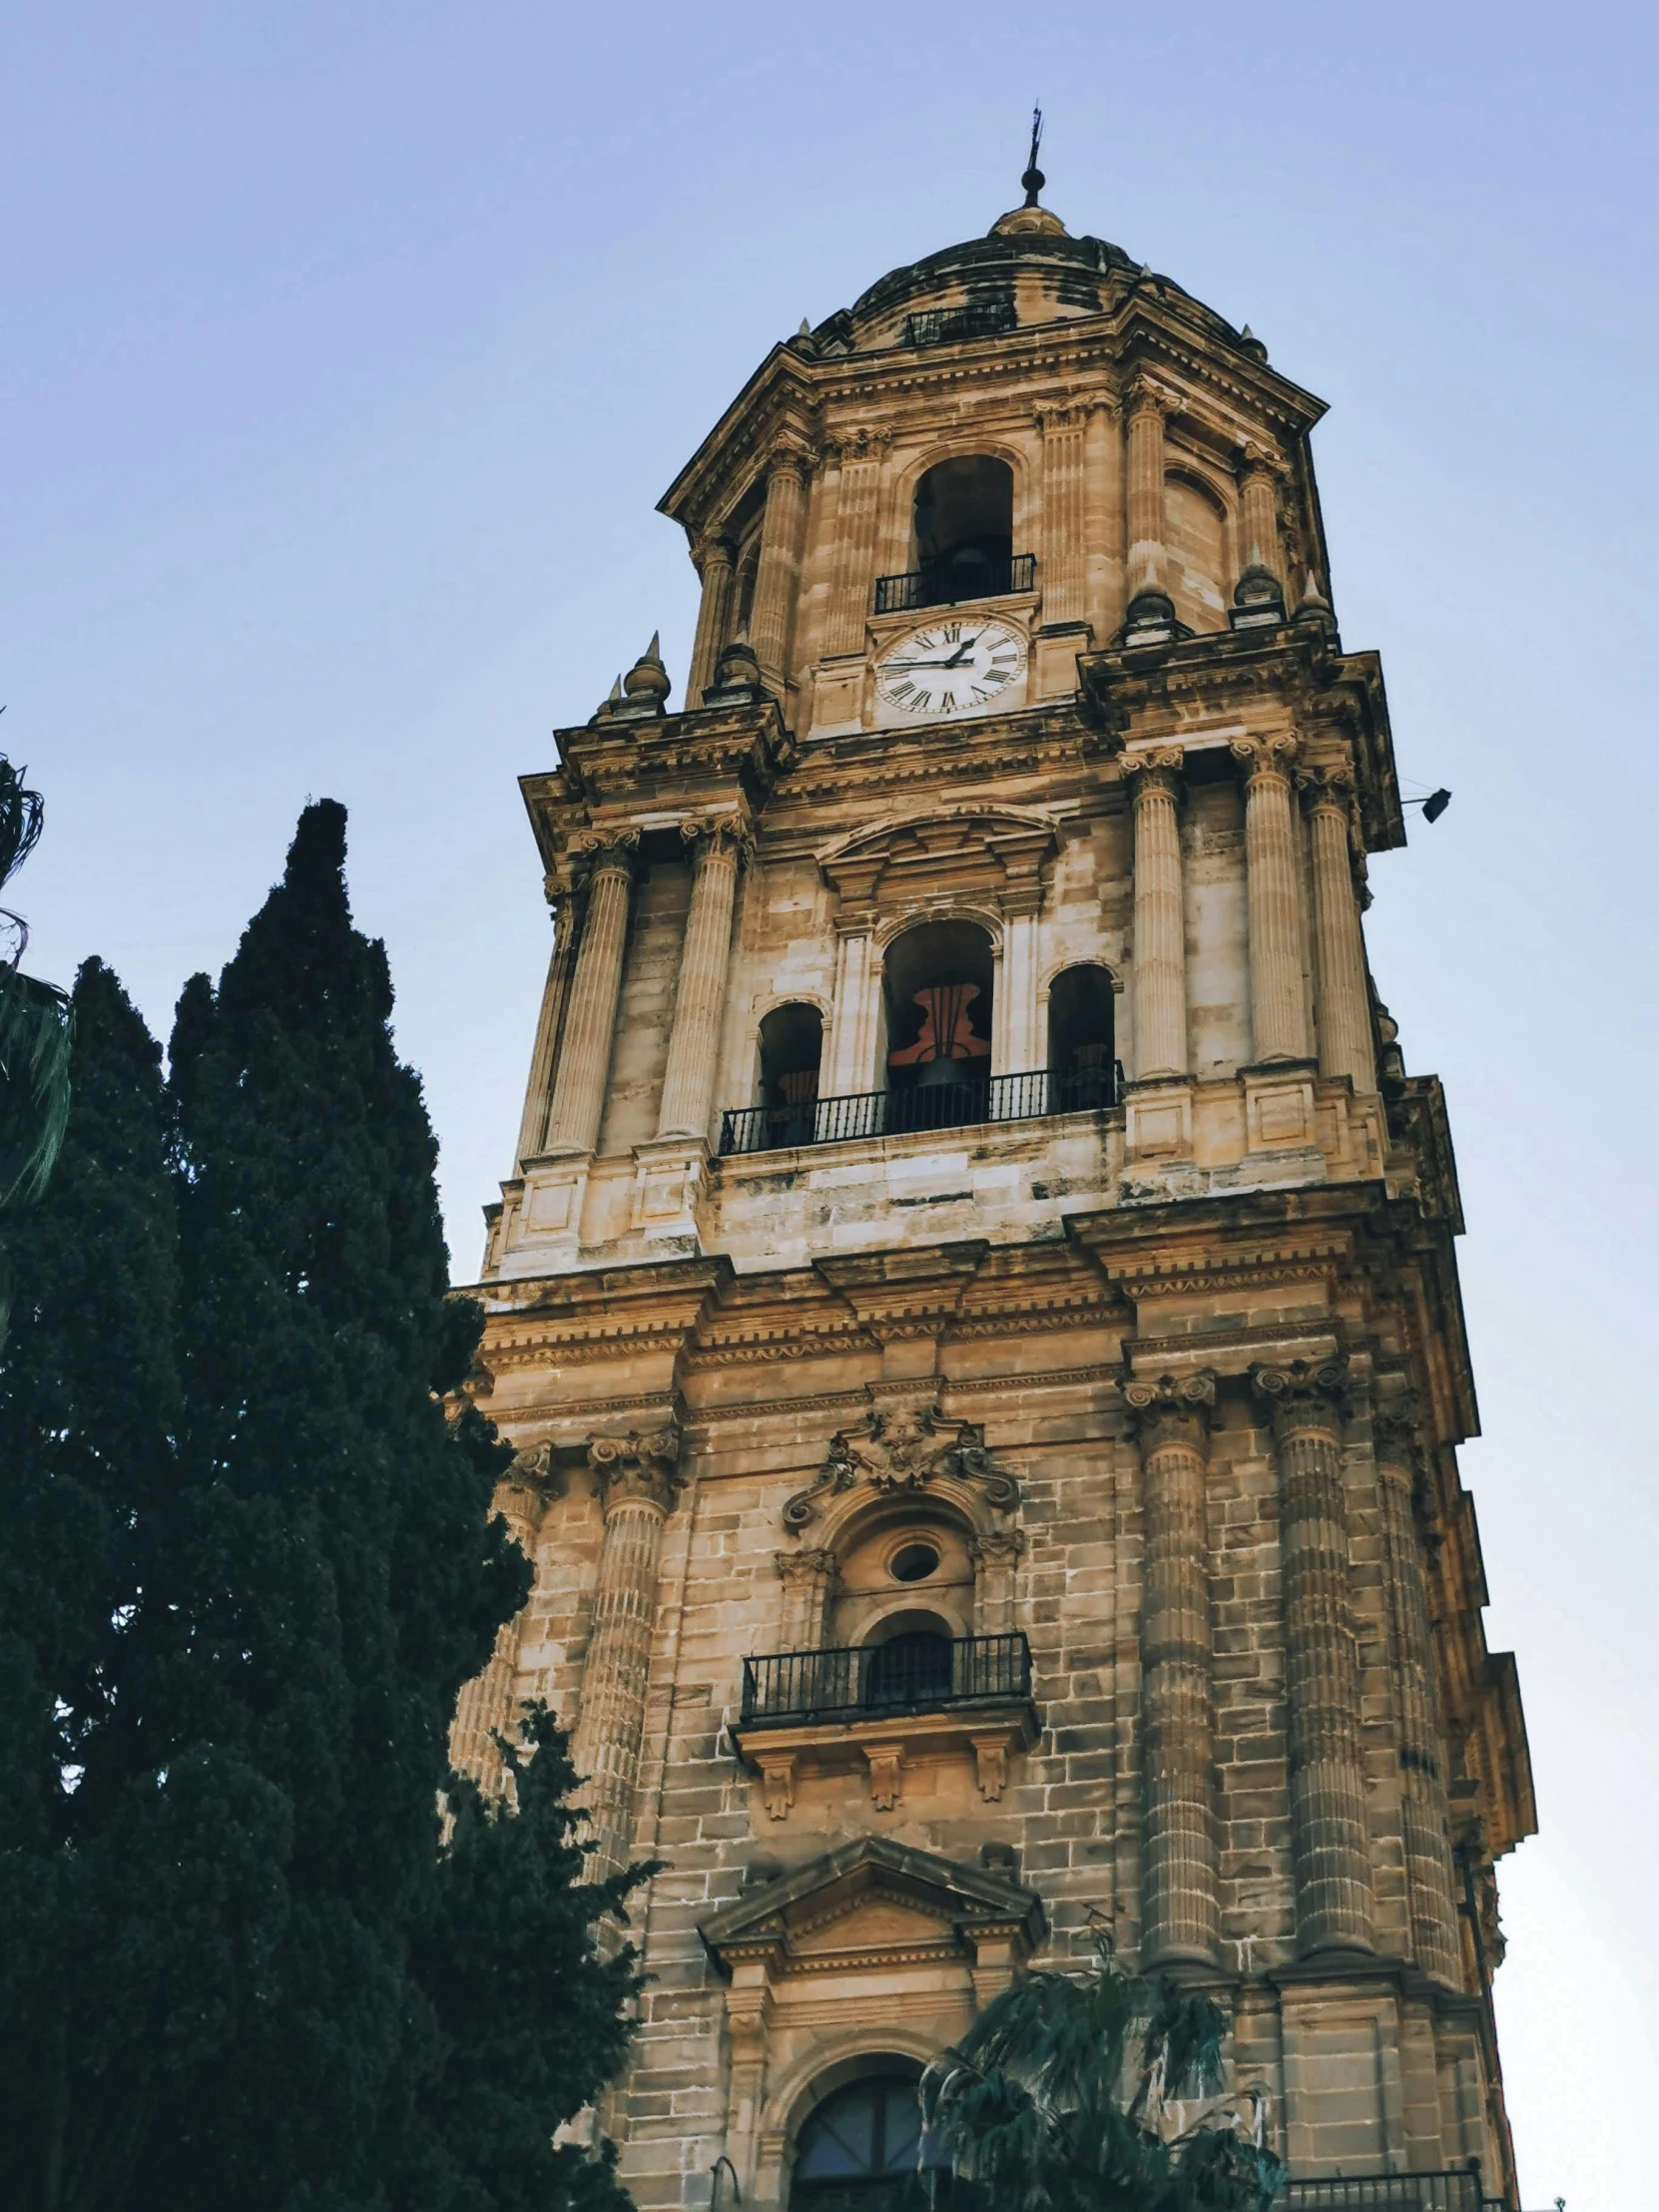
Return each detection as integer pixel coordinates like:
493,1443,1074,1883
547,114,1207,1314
6,4,1656,2203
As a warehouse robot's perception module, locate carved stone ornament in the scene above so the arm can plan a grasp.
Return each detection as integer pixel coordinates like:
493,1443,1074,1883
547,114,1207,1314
1123,1370,1217,1449
967,1529,1027,1569
588,1424,685,1514
774,1547,837,1589
782,1399,1018,1529
1250,1357,1351,1433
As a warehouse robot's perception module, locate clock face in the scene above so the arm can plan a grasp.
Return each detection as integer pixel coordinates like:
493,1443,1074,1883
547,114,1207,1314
873,617,1027,721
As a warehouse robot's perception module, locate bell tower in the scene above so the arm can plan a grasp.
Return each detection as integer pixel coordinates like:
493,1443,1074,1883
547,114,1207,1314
457,163,1535,2212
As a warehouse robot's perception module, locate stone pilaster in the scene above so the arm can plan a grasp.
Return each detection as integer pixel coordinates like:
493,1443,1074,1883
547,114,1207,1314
1124,379,1172,621
1124,1370,1220,1965
543,833,639,1157
448,1444,560,1794
657,818,749,1141
687,535,736,706
1038,404,1089,628
967,1528,1026,1634
1375,1391,1461,1984
1231,736,1310,1065
1253,1359,1376,1955
774,1547,837,1650
823,433,884,659
513,893,578,1168
570,1427,685,1876
749,442,812,694
1302,766,1377,1094
1126,749,1189,1080
824,921,876,1100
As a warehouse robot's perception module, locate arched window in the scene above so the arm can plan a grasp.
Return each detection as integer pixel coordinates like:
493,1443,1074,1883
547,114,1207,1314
1047,964,1117,1112
883,920,993,1131
792,2073,952,2211
759,1002,824,1145
912,456,1014,605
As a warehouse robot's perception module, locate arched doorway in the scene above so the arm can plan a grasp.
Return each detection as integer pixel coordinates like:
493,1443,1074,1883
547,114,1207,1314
758,1002,824,1146
882,920,994,1135
1046,964,1118,1112
791,2073,954,2212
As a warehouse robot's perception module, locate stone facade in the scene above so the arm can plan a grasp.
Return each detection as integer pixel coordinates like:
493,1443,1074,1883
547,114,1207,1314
456,183,1535,2211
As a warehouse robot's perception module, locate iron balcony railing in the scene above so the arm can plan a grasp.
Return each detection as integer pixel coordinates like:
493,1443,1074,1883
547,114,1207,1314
900,297,1016,348
718,1062,1124,1159
741,1632,1031,1728
873,551,1036,616
1281,2175,1485,2212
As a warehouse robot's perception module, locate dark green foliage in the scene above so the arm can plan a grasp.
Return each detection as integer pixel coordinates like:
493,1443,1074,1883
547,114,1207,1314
0,756,72,1244
921,1938,1284,2212
0,810,645,2212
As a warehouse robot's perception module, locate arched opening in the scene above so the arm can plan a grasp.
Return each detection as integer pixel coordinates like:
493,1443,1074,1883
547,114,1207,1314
733,527,763,636
1047,964,1118,1112
912,455,1014,605
791,2069,954,2212
758,1002,824,1146
882,920,994,1133
861,1610,955,1710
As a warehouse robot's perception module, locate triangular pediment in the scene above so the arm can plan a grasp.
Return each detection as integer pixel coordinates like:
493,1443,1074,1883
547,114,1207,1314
700,1835,1043,1971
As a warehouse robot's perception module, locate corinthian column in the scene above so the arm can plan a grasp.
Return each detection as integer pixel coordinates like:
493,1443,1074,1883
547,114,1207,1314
1127,750,1188,1080
749,443,813,693
1235,447,1286,601
1375,1393,1461,1984
1124,380,1172,622
571,1427,684,1876
449,1444,559,1794
543,834,639,1156
687,534,736,706
1231,737,1309,1064
1302,767,1377,1093
1125,1371,1220,1964
657,818,748,1140
1253,1360,1376,1954
513,894,578,1168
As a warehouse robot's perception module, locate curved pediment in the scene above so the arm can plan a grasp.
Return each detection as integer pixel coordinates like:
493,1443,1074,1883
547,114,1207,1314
816,806,1057,920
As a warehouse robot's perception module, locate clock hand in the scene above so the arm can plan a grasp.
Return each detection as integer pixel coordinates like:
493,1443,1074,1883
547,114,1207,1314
942,631,983,667
884,658,961,670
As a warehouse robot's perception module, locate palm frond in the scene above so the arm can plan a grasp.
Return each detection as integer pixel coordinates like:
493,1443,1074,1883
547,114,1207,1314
0,757,45,895
0,966,74,1213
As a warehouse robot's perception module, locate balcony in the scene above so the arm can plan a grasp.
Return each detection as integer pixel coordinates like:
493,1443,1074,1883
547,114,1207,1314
873,551,1036,616
718,1062,1123,1159
1281,2176,1495,2212
733,1633,1037,1818
900,297,1016,348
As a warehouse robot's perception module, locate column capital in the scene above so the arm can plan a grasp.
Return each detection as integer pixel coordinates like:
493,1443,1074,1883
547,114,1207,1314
1123,745,1186,796
589,1425,685,1515
568,825,643,876
692,530,736,575
967,1527,1027,1568
1124,1369,1217,1449
1234,438,1289,485
1230,733,1300,782
822,425,890,465
680,812,755,864
1251,1356,1351,1434
1371,1384,1422,1465
1297,761,1357,812
1034,400,1090,432
1124,374,1179,420
765,435,816,483
774,1546,838,1589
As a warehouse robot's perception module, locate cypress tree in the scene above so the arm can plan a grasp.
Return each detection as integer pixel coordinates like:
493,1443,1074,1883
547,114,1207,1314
0,959,292,2212
0,812,645,2212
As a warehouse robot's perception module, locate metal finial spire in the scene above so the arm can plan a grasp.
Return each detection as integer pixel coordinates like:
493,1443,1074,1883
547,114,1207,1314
1021,103,1045,207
